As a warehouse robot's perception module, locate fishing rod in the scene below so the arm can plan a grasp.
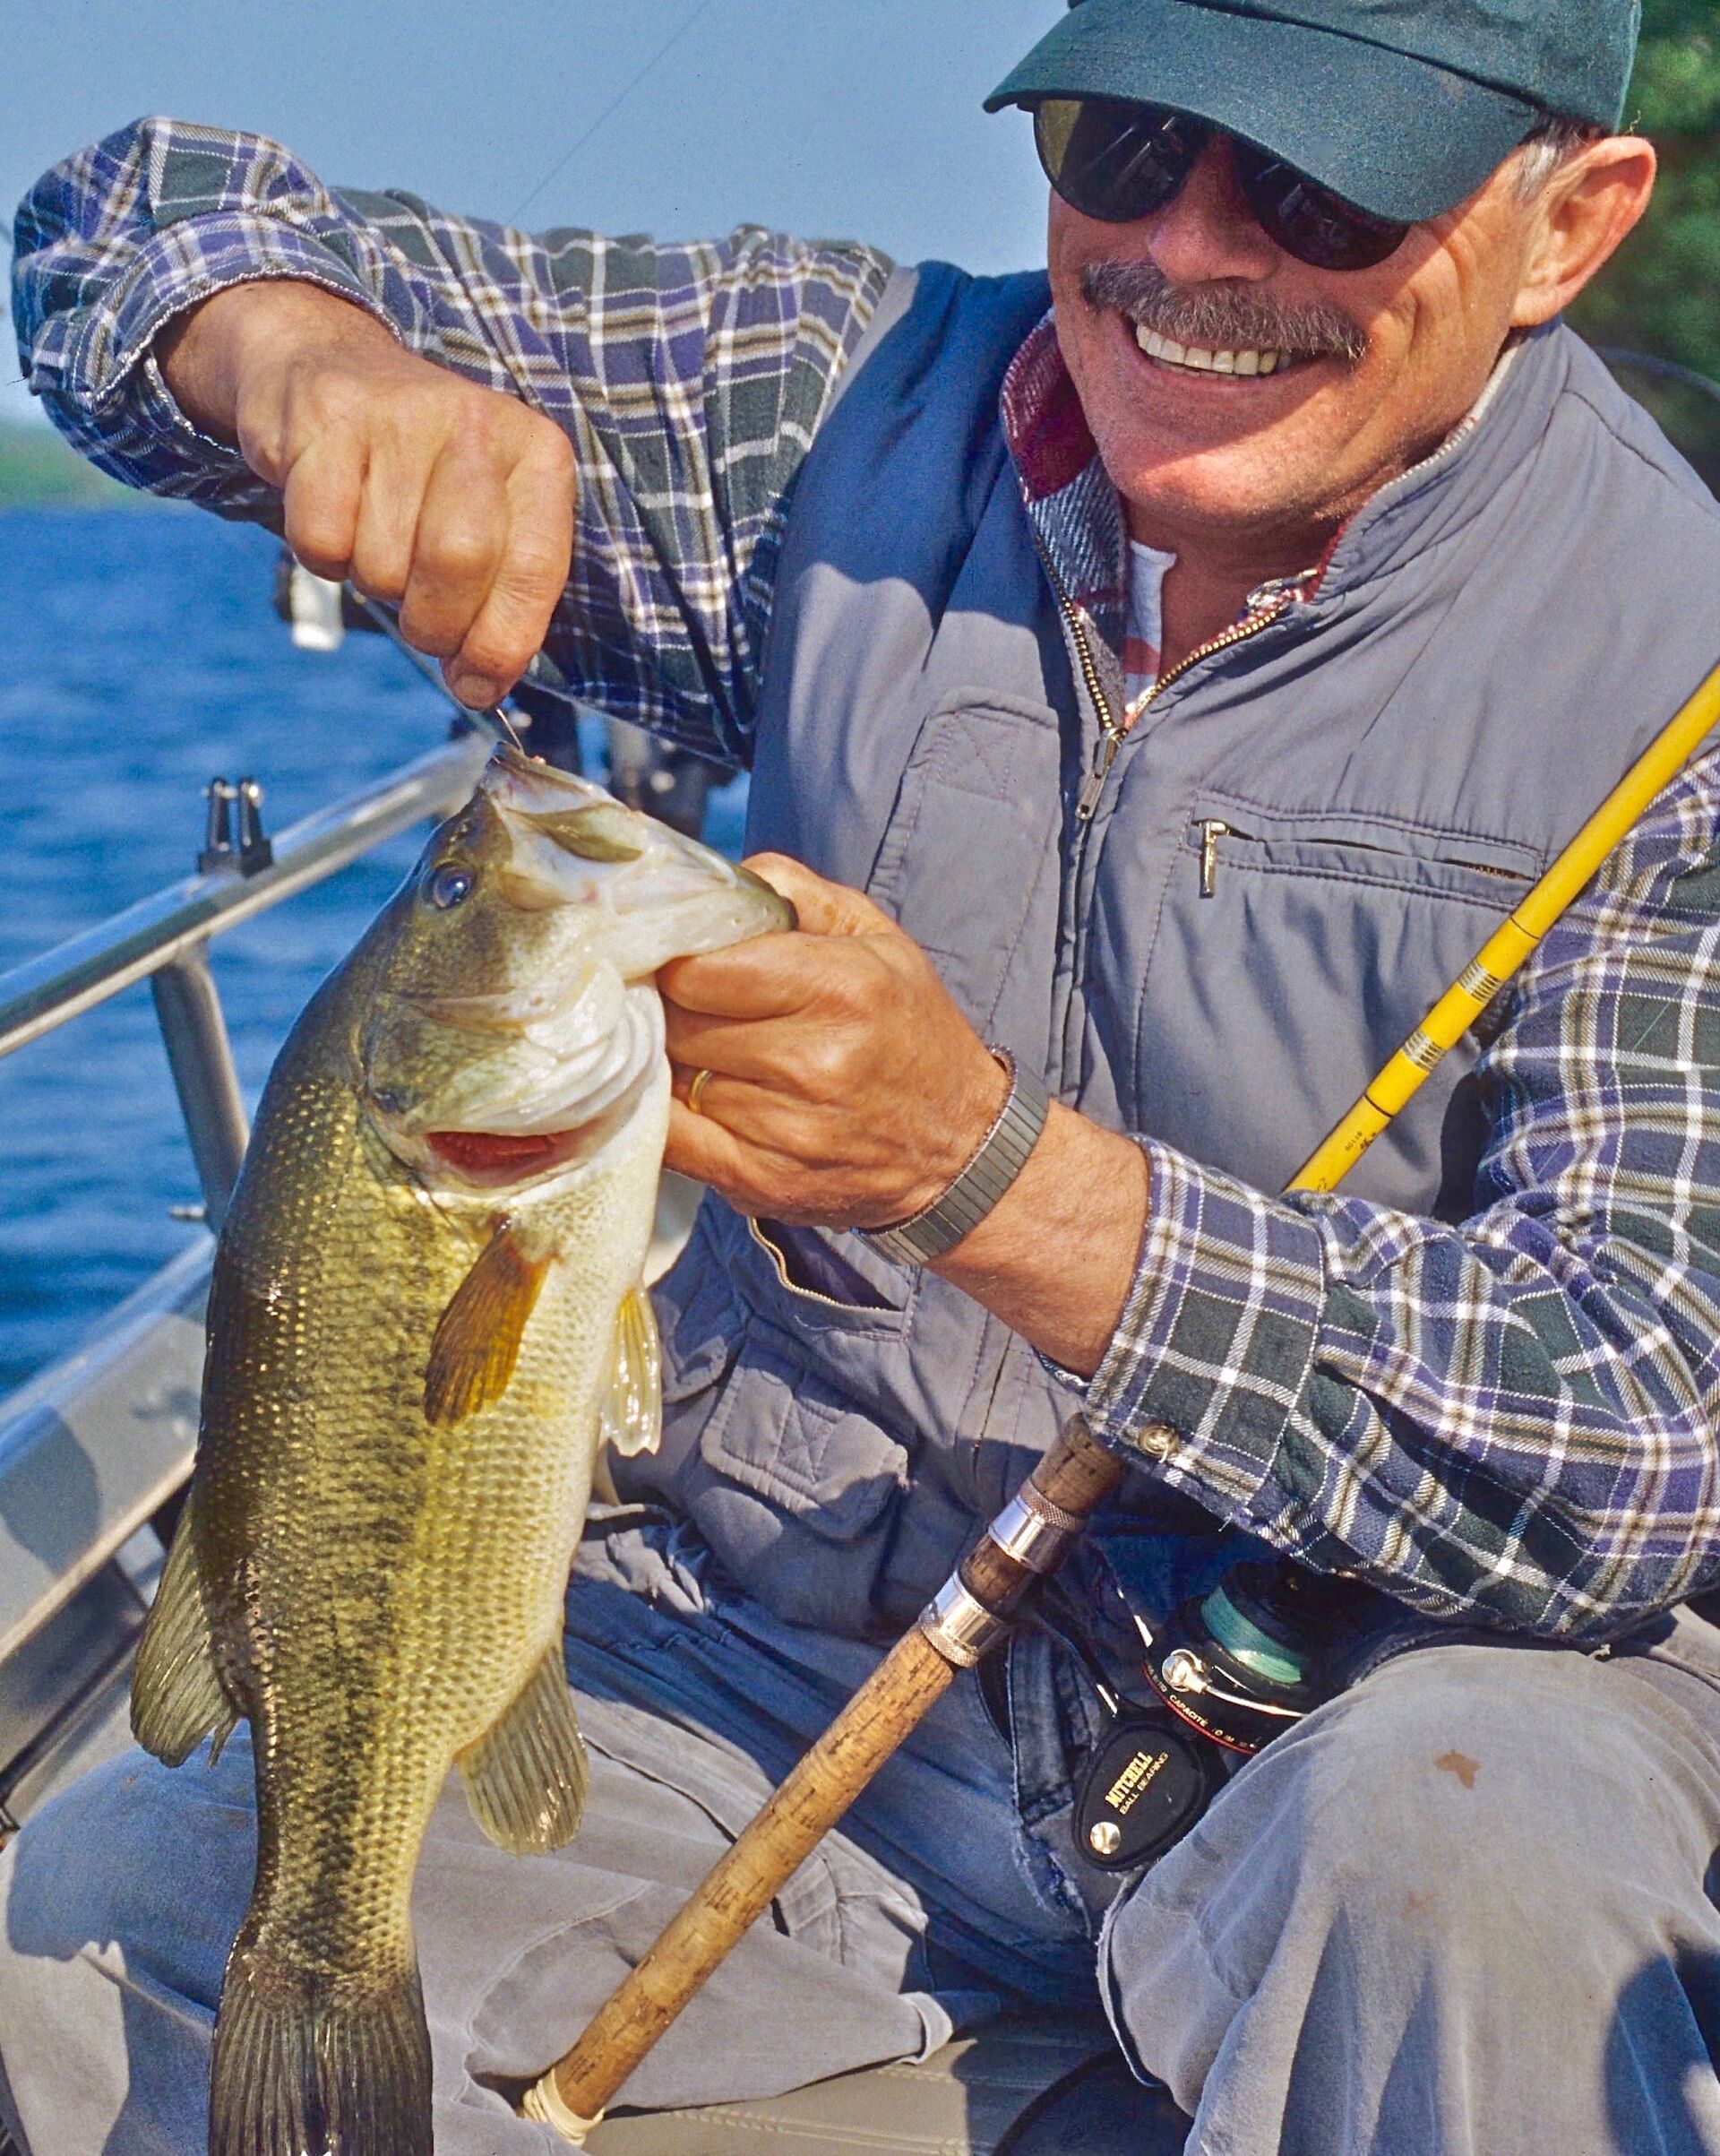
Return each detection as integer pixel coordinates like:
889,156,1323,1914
522,653,1720,2142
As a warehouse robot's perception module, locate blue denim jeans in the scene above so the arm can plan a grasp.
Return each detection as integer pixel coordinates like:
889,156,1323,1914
5,1511,1720,2154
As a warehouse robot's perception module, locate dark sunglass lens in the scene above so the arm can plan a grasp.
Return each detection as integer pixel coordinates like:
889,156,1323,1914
1034,99,1201,224
1243,158,1408,271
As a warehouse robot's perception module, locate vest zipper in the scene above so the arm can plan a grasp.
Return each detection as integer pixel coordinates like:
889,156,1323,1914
1057,584,1298,824
745,1216,879,1313
1191,820,1535,900
1036,539,1307,1096
1197,818,1237,896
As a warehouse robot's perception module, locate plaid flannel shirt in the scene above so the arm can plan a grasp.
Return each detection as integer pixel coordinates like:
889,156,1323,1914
11,117,892,764
16,117,1720,1638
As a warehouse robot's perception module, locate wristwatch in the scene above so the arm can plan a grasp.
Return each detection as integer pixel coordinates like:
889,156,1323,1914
863,1050,1051,1267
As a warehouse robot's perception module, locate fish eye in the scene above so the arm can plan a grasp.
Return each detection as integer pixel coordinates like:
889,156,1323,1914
427,864,475,910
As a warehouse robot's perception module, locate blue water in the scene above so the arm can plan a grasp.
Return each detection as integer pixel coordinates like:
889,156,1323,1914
0,507,745,1396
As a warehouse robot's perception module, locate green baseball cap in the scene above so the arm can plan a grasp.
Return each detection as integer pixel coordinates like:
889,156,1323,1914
985,0,1641,224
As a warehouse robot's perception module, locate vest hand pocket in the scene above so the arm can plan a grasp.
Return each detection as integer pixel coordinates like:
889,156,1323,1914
739,1216,915,1331
749,1218,903,1312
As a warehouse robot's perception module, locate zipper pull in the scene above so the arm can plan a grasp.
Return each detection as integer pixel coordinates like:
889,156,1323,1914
1198,819,1231,898
1077,731,1121,822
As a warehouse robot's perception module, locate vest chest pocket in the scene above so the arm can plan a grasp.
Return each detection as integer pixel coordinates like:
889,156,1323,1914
1132,798,1544,1212
1184,807,1540,909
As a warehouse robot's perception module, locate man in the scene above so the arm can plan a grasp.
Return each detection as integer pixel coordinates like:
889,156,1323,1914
8,0,1720,2149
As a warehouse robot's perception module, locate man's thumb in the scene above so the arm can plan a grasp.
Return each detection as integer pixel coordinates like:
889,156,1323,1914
742,853,890,938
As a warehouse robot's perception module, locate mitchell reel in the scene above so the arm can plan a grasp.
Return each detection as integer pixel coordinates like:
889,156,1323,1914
1074,1562,1368,1872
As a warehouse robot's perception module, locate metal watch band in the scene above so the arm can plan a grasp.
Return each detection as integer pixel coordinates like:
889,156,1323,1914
864,1052,1051,1267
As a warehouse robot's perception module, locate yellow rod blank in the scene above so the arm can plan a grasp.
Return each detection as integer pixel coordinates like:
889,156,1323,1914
1290,660,1720,1195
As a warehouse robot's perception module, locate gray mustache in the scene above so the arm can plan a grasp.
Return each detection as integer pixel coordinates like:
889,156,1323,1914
1081,259,1368,366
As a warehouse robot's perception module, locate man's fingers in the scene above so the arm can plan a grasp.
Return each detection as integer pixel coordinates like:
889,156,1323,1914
348,431,430,605
260,332,576,705
664,1095,762,1198
661,865,902,1020
280,429,364,582
668,1060,796,1131
448,432,576,705
665,1091,834,1216
664,1009,873,1115
398,438,512,664
663,1005,783,1074
660,930,877,1019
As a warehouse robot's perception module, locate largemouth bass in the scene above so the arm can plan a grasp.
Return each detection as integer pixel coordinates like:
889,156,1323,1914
131,746,791,2156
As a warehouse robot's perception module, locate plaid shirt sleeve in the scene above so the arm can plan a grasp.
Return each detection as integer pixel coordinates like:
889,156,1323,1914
11,116,893,763
1086,738,1720,1640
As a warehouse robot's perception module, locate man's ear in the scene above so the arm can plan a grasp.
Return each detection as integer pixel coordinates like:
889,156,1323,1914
1511,134,1657,331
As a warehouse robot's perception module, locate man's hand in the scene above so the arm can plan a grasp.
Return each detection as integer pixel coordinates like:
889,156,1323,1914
662,856,1008,1228
663,856,1150,1376
159,280,575,709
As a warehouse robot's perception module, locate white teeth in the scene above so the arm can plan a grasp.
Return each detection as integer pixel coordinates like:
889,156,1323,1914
1132,327,1188,366
1133,322,1287,378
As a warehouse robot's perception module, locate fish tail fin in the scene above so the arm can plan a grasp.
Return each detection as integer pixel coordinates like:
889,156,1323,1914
210,1939,433,2156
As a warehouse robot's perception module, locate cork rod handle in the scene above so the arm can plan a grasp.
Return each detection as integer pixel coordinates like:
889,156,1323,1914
525,1417,1123,2138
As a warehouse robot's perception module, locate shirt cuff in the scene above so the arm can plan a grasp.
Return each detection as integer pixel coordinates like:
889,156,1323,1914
68,212,409,488
1082,1140,1325,1517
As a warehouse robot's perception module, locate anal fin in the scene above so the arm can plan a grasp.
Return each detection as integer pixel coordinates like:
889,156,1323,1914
424,1217,550,1427
598,1283,662,1459
457,1639,588,1855
131,1498,238,1767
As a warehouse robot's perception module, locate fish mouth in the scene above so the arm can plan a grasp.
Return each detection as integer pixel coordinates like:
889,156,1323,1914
397,1068,651,1194
422,1123,598,1185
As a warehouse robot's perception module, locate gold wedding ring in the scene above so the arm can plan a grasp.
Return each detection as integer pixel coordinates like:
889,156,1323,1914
686,1067,714,1117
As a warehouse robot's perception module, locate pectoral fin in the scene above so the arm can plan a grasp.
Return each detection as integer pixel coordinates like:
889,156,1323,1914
131,1500,238,1767
424,1220,550,1427
598,1285,661,1459
457,1639,588,1854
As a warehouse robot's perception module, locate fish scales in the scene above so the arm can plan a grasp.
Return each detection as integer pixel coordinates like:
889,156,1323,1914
131,749,791,2155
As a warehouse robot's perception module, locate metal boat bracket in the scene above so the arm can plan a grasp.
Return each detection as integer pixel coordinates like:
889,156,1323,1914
199,775,273,876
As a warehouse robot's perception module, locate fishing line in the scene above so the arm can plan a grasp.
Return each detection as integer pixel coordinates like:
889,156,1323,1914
506,0,723,226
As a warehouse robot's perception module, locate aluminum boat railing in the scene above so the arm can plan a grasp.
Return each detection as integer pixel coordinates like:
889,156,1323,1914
0,728,489,1229
0,725,489,1820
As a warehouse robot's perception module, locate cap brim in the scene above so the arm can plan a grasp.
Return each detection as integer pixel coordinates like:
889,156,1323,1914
985,0,1540,224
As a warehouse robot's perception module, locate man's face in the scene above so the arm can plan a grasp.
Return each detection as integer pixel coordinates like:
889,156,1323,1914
1047,133,1551,555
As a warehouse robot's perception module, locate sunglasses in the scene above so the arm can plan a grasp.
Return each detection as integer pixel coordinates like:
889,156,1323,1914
1033,98,1410,273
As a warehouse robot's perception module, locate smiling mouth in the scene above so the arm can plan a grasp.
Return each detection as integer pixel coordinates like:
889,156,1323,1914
1131,322,1305,378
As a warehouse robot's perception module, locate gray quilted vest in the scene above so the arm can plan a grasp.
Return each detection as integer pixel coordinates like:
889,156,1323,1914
620,264,1720,1647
